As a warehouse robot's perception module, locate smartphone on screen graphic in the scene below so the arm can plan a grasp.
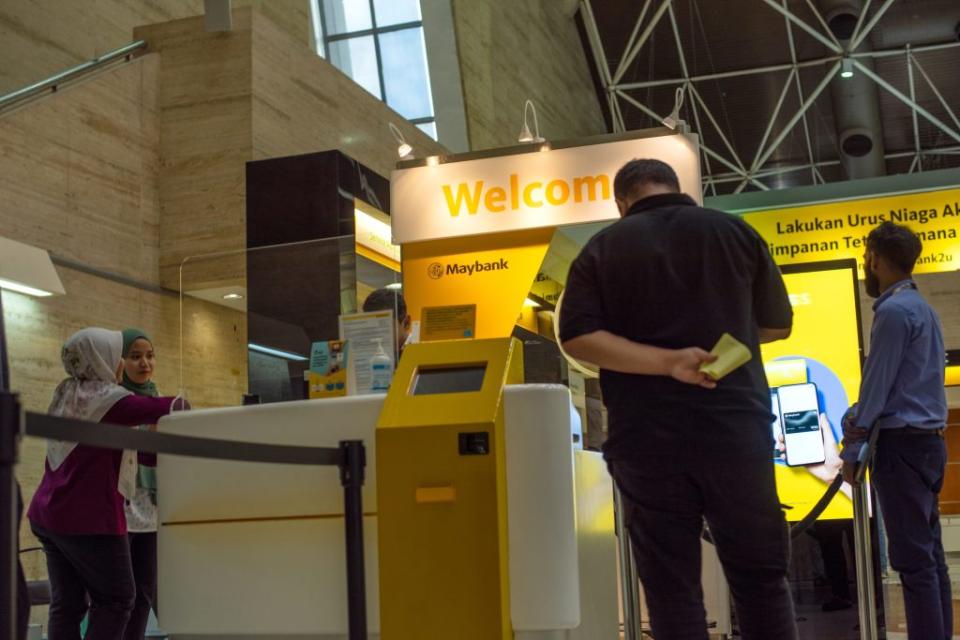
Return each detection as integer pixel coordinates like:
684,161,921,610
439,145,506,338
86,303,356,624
777,383,825,467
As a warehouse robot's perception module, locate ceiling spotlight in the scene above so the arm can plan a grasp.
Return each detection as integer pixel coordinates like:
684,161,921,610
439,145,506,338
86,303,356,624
840,57,854,79
518,99,545,144
661,85,687,130
222,292,244,300
388,122,413,159
386,282,403,290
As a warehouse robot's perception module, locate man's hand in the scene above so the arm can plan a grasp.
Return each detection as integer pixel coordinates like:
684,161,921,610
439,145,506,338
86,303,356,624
843,460,860,486
668,348,718,389
841,404,867,444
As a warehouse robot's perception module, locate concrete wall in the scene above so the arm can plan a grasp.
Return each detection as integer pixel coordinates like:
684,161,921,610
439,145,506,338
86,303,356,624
451,0,605,150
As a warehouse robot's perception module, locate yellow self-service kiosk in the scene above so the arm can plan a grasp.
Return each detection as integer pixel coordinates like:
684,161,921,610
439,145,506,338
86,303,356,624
376,338,522,640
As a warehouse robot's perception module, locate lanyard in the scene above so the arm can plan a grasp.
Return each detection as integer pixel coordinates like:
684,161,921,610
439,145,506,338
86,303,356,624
889,281,917,297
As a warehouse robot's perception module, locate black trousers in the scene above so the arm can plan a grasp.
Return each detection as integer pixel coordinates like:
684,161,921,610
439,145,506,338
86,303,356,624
872,430,952,640
610,451,798,640
31,524,134,640
122,532,157,640
808,519,853,600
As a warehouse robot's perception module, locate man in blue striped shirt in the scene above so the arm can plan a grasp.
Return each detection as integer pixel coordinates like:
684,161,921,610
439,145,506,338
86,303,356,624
842,221,949,640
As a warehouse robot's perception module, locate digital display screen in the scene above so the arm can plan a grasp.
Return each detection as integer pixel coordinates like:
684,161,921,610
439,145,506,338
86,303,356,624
783,410,819,434
412,365,487,396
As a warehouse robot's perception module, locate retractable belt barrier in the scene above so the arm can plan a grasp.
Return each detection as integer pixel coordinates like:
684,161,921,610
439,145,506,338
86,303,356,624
0,390,368,640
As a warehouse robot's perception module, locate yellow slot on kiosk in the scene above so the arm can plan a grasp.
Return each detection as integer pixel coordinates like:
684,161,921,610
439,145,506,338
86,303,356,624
376,337,524,640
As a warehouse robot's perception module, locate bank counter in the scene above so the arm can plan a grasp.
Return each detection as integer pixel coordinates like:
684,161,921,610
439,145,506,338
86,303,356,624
156,338,619,639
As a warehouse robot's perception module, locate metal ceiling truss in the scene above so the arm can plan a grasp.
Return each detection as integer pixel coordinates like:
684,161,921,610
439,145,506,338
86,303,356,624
578,0,960,191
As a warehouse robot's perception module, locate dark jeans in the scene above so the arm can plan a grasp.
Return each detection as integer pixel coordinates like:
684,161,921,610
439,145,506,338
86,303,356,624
123,532,157,640
610,451,797,640
872,430,952,640
808,520,853,600
31,524,134,640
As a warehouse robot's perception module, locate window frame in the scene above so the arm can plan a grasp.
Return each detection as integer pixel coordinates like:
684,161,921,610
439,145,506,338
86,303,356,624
318,0,436,133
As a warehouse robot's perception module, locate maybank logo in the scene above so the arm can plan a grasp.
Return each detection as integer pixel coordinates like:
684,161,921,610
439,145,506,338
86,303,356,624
427,259,510,278
441,173,611,217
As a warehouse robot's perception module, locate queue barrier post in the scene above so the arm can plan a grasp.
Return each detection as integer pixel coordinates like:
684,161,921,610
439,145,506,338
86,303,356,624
0,390,21,640
0,407,369,640
852,429,882,640
614,485,643,640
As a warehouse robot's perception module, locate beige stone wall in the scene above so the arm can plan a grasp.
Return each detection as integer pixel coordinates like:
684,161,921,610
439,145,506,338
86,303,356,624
0,52,247,605
1,55,161,282
251,10,446,176
135,7,445,287
451,0,605,150
0,0,312,94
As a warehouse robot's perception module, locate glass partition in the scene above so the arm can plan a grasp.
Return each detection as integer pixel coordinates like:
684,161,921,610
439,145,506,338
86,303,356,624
177,235,401,409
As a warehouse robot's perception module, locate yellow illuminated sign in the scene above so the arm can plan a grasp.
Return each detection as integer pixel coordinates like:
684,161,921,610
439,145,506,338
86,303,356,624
762,263,863,521
442,174,611,216
403,229,554,340
354,201,401,270
745,187,960,275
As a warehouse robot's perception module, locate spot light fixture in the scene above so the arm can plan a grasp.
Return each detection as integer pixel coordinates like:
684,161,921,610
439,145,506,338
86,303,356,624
661,86,687,130
840,57,854,79
388,122,413,159
518,99,545,144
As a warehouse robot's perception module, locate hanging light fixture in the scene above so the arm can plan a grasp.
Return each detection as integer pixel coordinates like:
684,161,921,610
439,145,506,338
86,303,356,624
518,99,545,144
388,123,413,159
840,57,854,79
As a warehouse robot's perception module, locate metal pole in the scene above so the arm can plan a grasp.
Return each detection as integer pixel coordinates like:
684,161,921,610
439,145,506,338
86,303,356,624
802,0,843,50
749,68,798,173
850,0,897,52
0,285,18,640
0,390,19,640
906,46,922,173
853,59,960,145
852,482,879,640
611,0,673,85
754,61,842,170
614,486,642,640
612,0,655,85
760,0,843,53
340,440,367,640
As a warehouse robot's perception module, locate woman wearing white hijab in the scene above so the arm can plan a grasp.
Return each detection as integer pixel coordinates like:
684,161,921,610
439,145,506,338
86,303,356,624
28,328,179,640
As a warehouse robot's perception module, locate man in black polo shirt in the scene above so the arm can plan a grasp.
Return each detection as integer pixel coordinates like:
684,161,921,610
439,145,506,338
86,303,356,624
560,159,796,640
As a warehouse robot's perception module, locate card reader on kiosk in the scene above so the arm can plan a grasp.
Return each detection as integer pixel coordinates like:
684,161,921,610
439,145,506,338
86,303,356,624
376,337,523,640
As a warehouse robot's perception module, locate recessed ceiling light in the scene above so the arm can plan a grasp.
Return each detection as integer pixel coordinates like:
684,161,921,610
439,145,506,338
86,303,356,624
223,293,244,300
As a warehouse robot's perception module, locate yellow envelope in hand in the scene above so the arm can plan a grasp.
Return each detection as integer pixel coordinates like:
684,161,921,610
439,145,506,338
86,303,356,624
700,333,752,380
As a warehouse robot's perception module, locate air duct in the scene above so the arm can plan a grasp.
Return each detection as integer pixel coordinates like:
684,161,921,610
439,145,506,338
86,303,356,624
868,0,960,49
819,0,887,180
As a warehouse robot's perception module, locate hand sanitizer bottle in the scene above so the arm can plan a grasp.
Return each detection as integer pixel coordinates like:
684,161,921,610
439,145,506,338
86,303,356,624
370,338,393,392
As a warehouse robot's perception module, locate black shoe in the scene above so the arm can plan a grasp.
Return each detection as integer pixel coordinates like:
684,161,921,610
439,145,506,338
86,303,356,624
822,596,853,612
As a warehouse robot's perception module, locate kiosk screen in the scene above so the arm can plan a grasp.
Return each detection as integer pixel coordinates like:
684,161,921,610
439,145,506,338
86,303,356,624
413,365,487,396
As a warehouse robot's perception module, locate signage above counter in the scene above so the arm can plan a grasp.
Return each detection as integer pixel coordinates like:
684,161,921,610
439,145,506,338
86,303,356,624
390,131,702,245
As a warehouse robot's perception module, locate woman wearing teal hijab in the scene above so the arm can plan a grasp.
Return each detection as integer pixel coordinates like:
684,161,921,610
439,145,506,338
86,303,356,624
119,329,159,640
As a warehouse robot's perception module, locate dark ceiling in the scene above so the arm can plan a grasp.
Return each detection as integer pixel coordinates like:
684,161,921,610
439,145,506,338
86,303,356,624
579,0,960,194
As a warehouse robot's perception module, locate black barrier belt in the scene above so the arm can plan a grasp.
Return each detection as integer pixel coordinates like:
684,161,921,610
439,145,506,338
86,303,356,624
24,412,343,466
704,424,883,545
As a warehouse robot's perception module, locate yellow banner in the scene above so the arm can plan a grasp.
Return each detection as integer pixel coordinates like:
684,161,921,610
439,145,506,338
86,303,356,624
744,187,960,274
403,229,555,340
